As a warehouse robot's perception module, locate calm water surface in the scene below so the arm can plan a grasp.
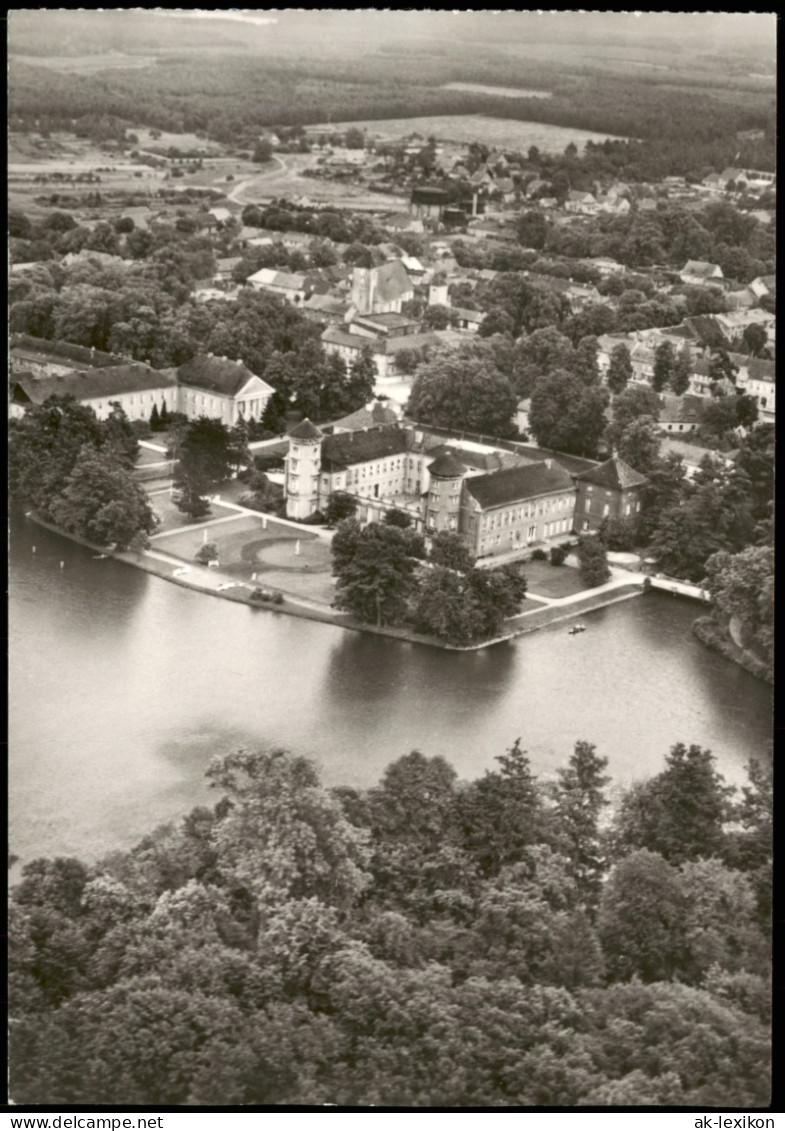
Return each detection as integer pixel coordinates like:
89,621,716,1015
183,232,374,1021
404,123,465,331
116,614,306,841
10,512,772,868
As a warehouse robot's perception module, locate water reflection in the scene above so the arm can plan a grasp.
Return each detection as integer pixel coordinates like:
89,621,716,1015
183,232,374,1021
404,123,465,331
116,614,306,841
10,513,772,868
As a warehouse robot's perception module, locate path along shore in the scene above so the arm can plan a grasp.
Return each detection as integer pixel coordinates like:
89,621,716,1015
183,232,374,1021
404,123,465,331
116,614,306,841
26,499,709,652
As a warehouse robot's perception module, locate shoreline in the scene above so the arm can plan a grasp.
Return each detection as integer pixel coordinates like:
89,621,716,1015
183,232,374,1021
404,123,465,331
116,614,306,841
692,616,773,685
25,512,708,653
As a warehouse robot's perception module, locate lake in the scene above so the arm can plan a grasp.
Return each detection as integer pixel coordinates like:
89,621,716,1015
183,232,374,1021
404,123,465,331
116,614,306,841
9,510,772,869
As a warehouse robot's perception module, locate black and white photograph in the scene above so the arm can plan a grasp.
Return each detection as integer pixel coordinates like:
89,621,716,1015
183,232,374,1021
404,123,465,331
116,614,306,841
8,9,775,1113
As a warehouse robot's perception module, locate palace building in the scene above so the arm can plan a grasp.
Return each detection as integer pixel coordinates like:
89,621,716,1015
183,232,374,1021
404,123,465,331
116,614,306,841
283,417,632,560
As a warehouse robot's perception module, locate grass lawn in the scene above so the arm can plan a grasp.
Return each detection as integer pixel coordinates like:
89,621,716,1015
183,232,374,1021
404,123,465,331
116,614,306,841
151,512,336,604
153,513,315,565
150,494,239,534
522,560,590,600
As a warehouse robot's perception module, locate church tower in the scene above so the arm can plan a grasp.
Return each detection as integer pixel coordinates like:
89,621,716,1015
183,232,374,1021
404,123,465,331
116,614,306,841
285,419,323,519
350,247,386,315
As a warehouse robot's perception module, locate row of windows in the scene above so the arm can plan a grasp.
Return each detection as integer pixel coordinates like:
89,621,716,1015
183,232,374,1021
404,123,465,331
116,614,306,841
483,495,573,529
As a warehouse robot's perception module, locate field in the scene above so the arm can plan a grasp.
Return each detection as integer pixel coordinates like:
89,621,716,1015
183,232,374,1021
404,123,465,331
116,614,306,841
314,115,628,152
441,83,552,99
10,52,156,73
132,128,223,153
227,153,408,211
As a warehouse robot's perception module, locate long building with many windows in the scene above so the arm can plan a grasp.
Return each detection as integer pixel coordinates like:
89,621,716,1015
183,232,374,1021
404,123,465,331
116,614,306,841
284,418,643,559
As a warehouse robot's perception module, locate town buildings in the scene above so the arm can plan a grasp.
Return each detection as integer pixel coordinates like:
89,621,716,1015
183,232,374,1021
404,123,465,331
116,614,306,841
10,337,275,426
283,416,647,560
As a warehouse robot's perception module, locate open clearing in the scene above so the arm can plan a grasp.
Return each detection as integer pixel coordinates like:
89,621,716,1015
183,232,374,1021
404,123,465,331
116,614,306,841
521,560,589,600
11,52,156,73
227,153,408,211
440,82,552,99
313,115,628,151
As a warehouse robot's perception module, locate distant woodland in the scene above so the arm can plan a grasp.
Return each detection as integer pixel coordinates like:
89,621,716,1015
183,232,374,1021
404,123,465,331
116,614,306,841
8,11,775,180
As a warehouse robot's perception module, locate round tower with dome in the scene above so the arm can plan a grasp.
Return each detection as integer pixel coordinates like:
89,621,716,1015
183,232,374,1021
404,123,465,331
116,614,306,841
424,451,466,535
285,418,323,519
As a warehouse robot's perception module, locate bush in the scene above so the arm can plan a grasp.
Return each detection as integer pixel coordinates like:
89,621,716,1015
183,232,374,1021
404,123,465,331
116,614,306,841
130,419,152,439
550,546,568,566
598,516,639,552
250,587,283,605
253,453,285,473
530,548,548,561
577,536,611,588
324,492,358,526
195,541,219,564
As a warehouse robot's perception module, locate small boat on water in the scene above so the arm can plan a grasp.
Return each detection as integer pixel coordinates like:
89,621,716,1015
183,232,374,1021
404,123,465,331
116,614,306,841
568,624,586,635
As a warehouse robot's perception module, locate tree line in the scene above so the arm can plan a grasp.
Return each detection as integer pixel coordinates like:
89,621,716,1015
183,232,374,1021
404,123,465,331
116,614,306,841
9,737,771,1106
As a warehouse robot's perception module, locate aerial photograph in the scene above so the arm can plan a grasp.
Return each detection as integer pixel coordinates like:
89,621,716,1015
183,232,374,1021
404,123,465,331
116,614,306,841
8,9,775,1112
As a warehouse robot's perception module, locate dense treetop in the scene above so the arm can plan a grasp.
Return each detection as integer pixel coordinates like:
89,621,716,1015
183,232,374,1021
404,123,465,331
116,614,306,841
9,739,771,1106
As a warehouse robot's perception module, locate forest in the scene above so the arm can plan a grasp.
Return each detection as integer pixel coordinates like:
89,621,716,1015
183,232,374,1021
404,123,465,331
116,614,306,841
8,28,775,181
9,739,771,1107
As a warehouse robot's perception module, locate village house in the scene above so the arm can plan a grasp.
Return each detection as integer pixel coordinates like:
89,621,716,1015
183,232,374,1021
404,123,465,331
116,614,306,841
732,356,775,422
657,394,704,435
713,308,775,351
659,438,738,480
679,260,724,287
565,190,599,215
322,400,400,435
573,455,648,533
246,267,314,304
385,213,425,235
301,293,352,325
749,275,775,303
451,308,483,333
582,256,626,277
320,323,443,380
213,257,242,285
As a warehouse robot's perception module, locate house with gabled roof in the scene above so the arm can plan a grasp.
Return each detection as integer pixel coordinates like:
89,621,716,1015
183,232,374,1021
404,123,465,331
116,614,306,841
680,260,724,287
749,275,775,302
573,455,648,533
10,363,179,423
246,267,313,304
458,460,577,556
176,354,275,426
565,190,599,215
